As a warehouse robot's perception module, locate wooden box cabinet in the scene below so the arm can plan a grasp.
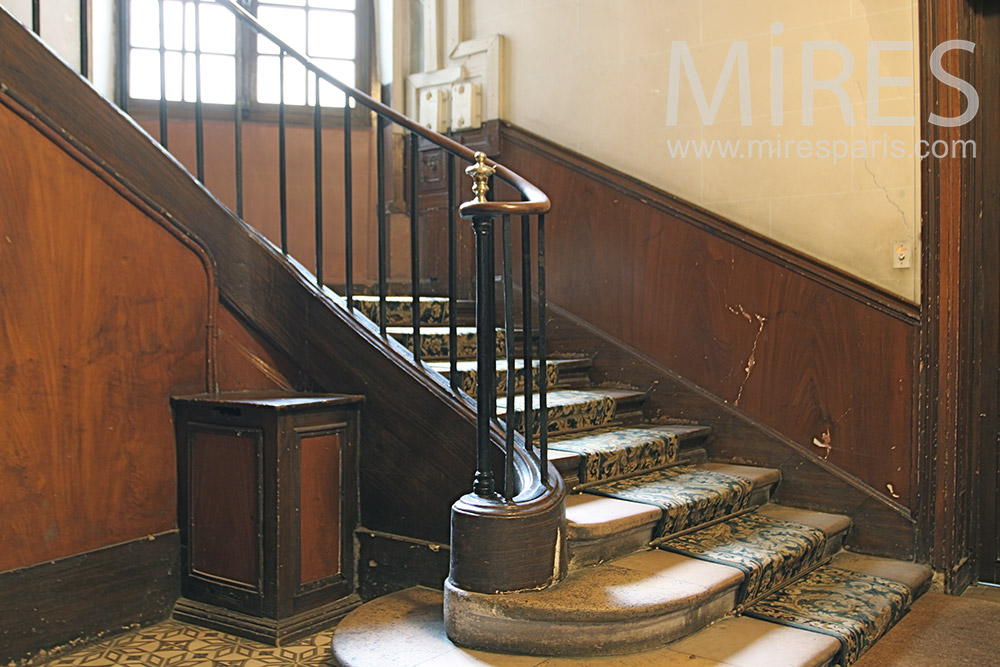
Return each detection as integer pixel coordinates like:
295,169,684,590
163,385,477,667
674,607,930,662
170,392,363,644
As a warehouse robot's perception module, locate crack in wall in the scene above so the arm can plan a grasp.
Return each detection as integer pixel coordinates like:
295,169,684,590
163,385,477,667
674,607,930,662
812,428,833,460
726,304,766,407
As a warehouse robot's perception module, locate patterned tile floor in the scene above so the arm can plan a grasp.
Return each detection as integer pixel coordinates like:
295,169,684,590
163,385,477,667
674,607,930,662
39,620,337,667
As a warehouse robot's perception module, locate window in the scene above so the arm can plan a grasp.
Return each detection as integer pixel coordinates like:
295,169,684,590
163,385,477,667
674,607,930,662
125,0,366,112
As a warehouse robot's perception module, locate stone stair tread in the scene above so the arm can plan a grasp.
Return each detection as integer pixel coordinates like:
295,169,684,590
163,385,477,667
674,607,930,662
656,506,851,604
549,424,711,486
581,463,780,540
755,504,852,538
566,493,662,540
443,550,743,655
496,388,645,413
668,615,841,667
744,553,932,666
333,586,838,666
826,552,932,596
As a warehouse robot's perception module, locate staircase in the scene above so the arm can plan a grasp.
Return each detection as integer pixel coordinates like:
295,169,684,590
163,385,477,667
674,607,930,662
332,298,932,667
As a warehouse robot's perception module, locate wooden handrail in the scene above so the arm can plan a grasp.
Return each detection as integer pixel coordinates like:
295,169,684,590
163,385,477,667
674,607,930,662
214,0,550,218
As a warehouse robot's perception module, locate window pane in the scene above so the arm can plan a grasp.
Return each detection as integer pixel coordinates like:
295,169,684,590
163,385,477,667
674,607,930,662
259,0,305,6
307,10,353,59
164,50,184,101
184,1,195,50
309,0,354,9
201,54,236,103
163,1,184,50
183,52,197,101
311,58,353,107
130,0,160,48
130,48,161,99
257,6,306,54
199,3,235,54
256,54,309,105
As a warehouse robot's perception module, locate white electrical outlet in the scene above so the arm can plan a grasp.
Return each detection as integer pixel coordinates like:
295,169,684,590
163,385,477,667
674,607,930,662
893,241,911,269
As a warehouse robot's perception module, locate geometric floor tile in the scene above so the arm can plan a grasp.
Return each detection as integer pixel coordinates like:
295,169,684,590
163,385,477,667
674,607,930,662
38,620,335,667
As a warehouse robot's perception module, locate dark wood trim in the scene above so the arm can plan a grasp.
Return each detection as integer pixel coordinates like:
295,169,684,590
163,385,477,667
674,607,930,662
500,122,920,324
0,532,180,665
917,0,981,592
356,530,451,600
544,299,917,560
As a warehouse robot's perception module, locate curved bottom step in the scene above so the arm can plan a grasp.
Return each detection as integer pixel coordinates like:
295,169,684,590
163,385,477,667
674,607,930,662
332,586,841,667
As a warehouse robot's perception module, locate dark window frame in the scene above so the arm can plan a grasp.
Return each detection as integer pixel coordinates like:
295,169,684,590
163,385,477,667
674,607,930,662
118,0,374,126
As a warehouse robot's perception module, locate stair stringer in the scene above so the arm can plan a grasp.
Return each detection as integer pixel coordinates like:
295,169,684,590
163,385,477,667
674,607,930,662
543,299,917,561
0,6,565,593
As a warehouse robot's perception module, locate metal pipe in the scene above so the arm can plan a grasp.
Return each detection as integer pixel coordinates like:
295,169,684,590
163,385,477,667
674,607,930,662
344,95,354,310
447,153,458,390
410,131,421,364
520,212,533,447
375,115,387,336
537,214,548,483
278,50,288,253
194,0,204,183
472,215,497,499
502,214,516,500
313,76,324,287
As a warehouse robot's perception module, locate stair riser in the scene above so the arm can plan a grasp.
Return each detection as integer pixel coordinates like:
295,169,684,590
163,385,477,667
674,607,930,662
453,362,561,397
444,582,739,657
355,299,450,327
391,332,504,360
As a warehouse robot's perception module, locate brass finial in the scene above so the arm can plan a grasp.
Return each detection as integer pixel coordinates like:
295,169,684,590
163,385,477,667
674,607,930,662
465,151,495,203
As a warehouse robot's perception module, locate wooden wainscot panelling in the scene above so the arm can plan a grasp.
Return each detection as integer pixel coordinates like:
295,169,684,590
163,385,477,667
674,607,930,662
0,532,180,665
216,304,318,392
0,91,215,573
497,124,919,558
499,124,920,510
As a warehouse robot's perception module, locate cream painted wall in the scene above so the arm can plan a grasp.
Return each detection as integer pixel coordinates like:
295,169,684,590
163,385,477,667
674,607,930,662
464,0,921,301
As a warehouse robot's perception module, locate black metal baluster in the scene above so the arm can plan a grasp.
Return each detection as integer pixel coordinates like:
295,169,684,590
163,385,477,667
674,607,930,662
537,214,548,484
375,115,387,336
157,0,167,146
79,0,88,77
410,132,421,365
278,49,287,254
520,212,534,449
313,76,323,287
194,0,204,183
472,214,496,498
32,0,39,33
344,95,354,311
447,153,458,390
502,214,516,500
234,25,243,219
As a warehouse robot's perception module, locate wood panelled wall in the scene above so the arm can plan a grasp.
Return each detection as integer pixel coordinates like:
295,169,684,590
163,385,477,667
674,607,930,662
0,97,309,574
135,118,377,283
499,125,920,509
0,99,211,571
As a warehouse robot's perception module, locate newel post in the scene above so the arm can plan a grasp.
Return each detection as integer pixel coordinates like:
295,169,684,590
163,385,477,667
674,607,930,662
447,152,567,595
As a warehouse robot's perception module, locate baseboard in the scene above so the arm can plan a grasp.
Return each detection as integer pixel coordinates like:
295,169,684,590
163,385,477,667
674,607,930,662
357,529,450,600
172,595,361,645
1,531,180,665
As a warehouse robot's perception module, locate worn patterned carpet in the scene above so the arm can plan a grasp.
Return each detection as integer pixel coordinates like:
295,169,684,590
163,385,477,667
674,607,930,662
584,466,754,538
745,567,912,666
549,426,680,484
658,512,828,602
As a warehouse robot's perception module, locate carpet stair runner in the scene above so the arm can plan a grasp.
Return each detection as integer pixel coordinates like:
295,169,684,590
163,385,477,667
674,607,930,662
334,295,933,667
